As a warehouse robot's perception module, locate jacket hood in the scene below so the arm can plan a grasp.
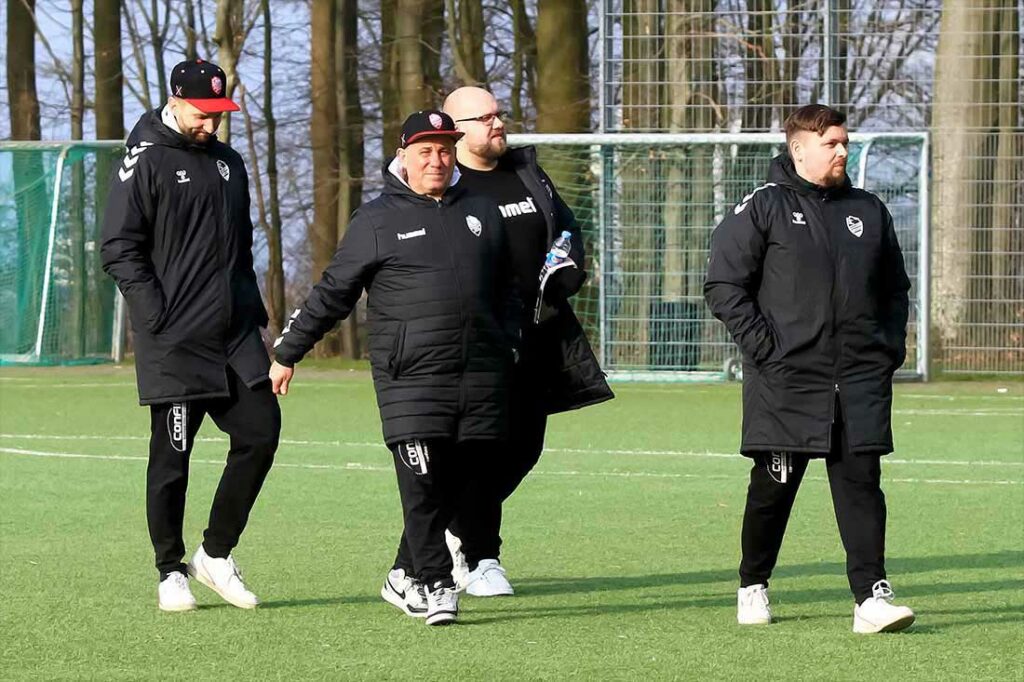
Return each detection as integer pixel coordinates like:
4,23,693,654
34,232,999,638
381,156,464,204
767,152,851,199
126,106,219,151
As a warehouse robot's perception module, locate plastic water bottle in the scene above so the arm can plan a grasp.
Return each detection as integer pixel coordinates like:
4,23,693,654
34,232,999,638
544,231,573,266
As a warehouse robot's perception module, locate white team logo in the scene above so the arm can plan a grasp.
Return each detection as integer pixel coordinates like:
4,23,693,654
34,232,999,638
791,212,806,225
466,215,482,236
167,403,188,453
217,159,230,181
176,170,190,184
768,451,792,484
846,215,864,237
400,440,431,475
428,113,444,129
211,76,223,95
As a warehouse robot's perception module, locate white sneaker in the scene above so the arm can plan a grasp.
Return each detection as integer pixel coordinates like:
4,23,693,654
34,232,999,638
158,571,197,612
465,559,515,597
445,530,471,590
425,582,459,626
187,544,259,609
853,580,915,633
381,568,427,618
737,584,772,625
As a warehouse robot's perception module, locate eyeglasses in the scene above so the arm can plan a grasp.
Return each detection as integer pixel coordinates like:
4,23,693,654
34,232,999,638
454,110,509,125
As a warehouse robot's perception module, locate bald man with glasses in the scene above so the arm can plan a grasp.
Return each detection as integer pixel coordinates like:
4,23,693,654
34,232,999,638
441,87,613,597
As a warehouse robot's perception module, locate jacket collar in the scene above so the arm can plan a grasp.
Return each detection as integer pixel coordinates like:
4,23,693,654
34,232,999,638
383,156,464,204
767,152,851,200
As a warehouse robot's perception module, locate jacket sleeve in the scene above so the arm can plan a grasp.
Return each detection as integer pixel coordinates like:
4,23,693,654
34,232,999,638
881,206,911,366
540,166,587,299
273,211,378,366
703,194,777,365
100,151,167,335
236,165,270,327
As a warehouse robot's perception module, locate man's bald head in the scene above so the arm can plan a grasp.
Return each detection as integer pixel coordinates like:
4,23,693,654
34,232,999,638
443,87,507,170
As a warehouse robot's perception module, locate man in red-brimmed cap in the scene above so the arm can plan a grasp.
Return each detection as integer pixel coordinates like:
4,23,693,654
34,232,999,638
101,58,279,614
269,110,519,626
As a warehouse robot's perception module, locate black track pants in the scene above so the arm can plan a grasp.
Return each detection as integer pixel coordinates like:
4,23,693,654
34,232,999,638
739,420,887,604
391,439,476,587
147,369,279,580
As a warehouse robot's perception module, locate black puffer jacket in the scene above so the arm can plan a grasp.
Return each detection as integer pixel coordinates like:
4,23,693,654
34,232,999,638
101,107,270,405
704,153,910,456
503,146,614,414
274,162,517,446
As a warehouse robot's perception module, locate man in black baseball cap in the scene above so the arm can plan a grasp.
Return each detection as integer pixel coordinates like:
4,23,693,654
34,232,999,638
170,59,240,114
269,108,518,625
101,57,279,612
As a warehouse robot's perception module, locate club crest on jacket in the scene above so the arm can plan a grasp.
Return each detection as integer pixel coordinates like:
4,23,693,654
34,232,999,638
217,159,230,181
466,215,482,236
846,215,863,237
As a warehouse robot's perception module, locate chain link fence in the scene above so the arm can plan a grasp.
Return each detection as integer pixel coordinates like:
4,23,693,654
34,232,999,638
597,0,1023,376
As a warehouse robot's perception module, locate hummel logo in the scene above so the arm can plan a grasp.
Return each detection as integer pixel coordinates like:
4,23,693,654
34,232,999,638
176,170,191,184
397,228,426,241
791,212,806,225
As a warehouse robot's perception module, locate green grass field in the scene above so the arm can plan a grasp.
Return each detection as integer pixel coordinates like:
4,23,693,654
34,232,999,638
1,366,1022,680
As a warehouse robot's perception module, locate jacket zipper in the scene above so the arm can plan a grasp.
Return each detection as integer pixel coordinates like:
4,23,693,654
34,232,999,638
823,193,842,430
435,200,470,414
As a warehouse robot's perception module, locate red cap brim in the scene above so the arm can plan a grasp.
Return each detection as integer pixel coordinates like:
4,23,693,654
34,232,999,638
184,98,240,113
403,131,464,147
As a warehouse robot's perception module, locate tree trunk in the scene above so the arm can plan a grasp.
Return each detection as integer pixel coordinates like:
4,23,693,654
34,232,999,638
509,0,536,129
184,0,199,60
380,0,401,151
742,0,775,131
931,1,1008,363
310,0,340,356
336,0,365,359
395,0,431,113
214,0,244,144
8,0,41,140
71,0,87,356
446,0,486,85
262,0,285,338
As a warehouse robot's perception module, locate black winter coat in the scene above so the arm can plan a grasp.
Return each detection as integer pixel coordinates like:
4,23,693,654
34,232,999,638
503,146,614,414
101,108,270,405
704,153,910,456
274,162,518,447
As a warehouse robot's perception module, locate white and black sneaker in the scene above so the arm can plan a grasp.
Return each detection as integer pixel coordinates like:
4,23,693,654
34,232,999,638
381,568,427,618
853,580,915,633
425,581,459,626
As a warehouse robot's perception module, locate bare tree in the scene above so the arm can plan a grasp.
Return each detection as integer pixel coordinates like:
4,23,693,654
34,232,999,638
310,0,341,356
509,0,537,128
335,0,365,359
214,0,245,143
260,0,286,338
446,0,486,85
8,0,41,140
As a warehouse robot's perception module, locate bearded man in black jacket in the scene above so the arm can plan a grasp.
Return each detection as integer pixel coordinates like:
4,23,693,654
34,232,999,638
705,104,915,634
102,60,278,613
270,110,518,626
440,87,614,598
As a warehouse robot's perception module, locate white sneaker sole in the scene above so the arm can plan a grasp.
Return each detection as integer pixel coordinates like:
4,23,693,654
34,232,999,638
187,563,259,610
737,614,771,625
380,583,427,618
853,611,915,634
159,601,197,612
425,610,458,626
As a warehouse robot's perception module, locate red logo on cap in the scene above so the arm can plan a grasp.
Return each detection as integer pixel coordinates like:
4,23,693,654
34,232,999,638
211,76,223,95
429,113,444,129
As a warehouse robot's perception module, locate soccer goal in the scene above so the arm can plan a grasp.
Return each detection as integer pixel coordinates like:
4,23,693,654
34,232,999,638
506,131,930,382
0,141,126,365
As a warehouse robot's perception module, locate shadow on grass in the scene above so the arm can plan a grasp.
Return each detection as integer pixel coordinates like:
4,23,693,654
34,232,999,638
464,586,1024,629
259,594,381,610
513,550,1024,598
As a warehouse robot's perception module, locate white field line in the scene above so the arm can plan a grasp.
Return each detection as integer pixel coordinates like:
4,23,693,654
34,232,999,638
0,446,1019,487
1,433,1021,468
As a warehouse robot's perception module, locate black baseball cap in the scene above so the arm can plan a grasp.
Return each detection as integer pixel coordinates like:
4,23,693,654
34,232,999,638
400,110,464,148
170,59,239,113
